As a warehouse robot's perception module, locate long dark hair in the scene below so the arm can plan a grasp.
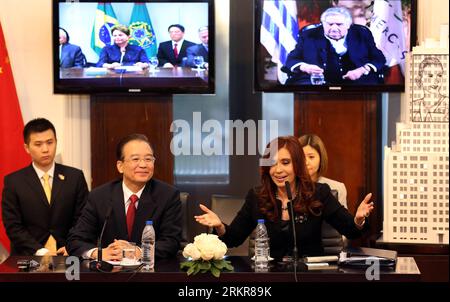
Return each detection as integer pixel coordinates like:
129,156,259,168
258,136,322,221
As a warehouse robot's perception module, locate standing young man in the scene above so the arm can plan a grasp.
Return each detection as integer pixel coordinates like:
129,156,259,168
2,118,89,255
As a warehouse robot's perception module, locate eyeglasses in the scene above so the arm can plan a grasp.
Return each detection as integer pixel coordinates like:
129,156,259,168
123,156,156,165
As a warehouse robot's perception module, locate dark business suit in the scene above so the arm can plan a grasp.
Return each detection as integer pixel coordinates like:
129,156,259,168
67,178,182,259
1,164,89,255
184,44,208,68
156,40,196,66
60,43,85,68
220,183,368,258
96,44,149,67
284,24,386,85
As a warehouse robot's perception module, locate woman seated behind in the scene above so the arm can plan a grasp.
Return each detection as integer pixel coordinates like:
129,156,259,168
299,134,347,208
195,136,374,258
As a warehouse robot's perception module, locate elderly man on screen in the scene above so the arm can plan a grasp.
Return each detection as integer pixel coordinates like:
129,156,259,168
283,6,386,85
184,26,209,69
59,27,85,68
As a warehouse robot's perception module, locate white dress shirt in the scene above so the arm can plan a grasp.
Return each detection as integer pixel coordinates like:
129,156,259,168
84,182,146,259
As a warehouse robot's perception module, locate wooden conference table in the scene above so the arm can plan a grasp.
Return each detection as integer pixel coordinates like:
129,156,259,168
59,66,208,89
0,255,420,282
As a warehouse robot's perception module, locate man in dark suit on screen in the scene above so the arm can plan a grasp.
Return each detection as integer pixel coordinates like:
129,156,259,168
156,24,195,68
67,134,181,261
59,27,85,68
2,118,89,256
184,26,209,69
283,6,386,85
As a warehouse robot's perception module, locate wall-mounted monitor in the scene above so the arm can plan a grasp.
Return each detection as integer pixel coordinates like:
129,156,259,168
53,0,214,94
254,0,417,93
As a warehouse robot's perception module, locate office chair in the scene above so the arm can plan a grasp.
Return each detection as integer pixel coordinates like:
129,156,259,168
322,189,346,255
210,194,249,256
179,192,190,250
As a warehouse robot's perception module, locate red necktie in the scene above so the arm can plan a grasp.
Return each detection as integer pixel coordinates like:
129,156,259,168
126,194,139,240
173,43,179,59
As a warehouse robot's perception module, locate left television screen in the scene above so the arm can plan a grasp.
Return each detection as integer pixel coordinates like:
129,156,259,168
53,0,214,94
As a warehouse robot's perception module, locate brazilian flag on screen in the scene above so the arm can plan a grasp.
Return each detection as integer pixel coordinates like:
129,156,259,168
128,3,158,58
91,3,119,55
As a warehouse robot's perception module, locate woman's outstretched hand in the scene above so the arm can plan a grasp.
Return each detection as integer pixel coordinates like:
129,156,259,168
354,193,375,226
194,204,226,236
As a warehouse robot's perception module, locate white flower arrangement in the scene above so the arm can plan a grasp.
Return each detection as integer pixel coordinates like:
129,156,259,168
180,233,233,277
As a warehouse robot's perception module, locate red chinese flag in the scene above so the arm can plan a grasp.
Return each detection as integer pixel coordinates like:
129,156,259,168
0,22,31,252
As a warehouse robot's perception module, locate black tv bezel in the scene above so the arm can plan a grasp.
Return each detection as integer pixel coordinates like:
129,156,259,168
253,0,418,93
53,0,215,95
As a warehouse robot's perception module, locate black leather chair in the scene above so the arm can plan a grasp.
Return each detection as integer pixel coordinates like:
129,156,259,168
211,194,249,256
322,189,345,255
179,192,190,250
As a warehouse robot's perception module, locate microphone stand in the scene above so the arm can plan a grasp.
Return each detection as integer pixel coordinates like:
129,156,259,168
285,181,299,282
89,207,113,272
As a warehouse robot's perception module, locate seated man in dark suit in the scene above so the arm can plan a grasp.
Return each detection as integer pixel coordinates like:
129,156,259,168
2,118,89,256
67,134,182,261
184,26,209,69
156,24,195,68
59,27,85,68
283,6,386,85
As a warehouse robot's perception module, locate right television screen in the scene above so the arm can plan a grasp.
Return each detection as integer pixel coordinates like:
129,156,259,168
255,0,417,92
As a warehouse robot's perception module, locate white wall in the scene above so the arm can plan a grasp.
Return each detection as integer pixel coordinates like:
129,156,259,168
0,0,91,187
0,0,448,188
417,0,449,45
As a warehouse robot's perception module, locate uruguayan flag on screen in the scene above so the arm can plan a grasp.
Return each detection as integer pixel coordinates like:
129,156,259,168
260,0,299,84
370,0,406,74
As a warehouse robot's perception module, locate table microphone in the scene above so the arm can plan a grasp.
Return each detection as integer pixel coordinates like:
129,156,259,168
285,181,299,282
89,207,113,272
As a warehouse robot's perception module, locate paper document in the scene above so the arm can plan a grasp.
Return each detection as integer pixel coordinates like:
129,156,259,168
303,255,338,263
114,66,143,72
84,67,108,75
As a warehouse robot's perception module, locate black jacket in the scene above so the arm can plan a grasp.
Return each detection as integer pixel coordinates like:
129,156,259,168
284,24,386,85
220,183,368,258
66,178,181,259
2,164,88,255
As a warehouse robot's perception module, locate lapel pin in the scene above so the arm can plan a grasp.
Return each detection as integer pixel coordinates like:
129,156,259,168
58,174,65,180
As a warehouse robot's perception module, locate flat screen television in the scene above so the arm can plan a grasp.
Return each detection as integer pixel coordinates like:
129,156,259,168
254,0,417,92
53,0,214,94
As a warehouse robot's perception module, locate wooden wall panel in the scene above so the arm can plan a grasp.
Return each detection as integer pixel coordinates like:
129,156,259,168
90,95,173,188
294,94,380,233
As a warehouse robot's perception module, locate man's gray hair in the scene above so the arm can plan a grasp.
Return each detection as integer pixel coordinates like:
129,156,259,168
320,7,353,26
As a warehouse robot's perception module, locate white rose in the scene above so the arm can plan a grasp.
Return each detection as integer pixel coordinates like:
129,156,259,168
213,241,227,260
182,243,201,260
189,233,228,261
193,234,218,261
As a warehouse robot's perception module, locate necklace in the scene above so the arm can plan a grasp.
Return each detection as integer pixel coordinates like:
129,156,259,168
276,187,300,211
